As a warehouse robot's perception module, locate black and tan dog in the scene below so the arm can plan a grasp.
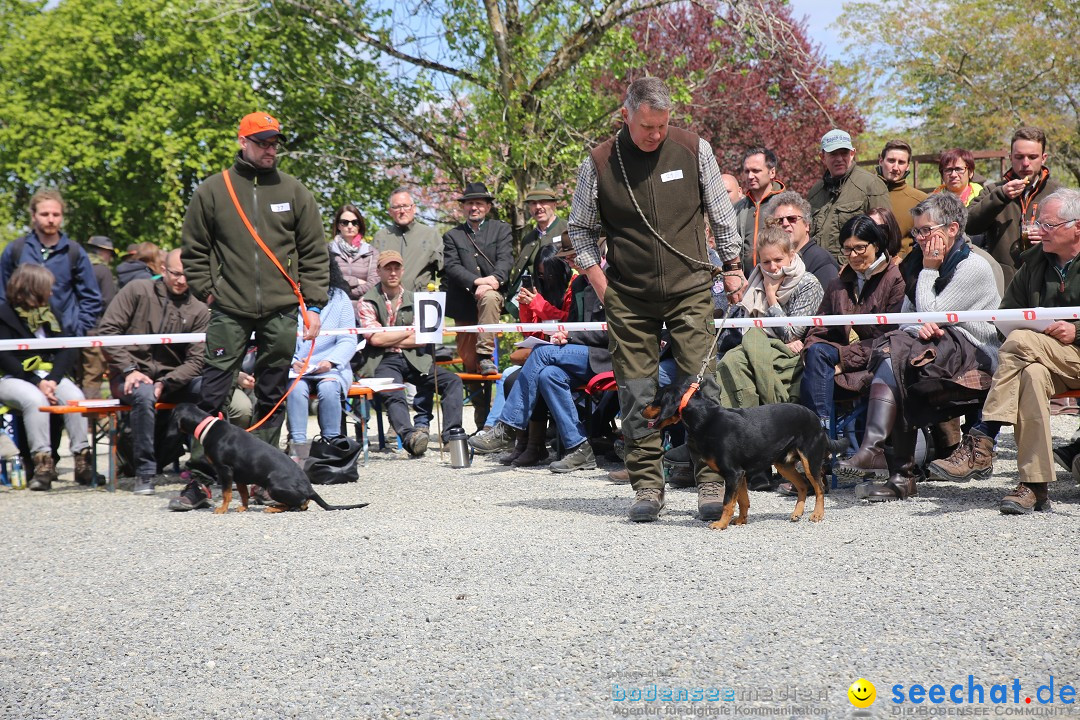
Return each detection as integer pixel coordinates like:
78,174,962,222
174,403,368,514
641,380,843,529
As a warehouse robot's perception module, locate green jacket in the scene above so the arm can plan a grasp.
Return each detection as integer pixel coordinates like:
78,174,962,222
357,284,432,376
807,165,891,262
181,153,328,319
1001,245,1080,344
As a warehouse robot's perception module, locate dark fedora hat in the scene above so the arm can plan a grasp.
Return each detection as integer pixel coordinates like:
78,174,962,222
86,235,116,252
524,182,558,202
458,182,495,202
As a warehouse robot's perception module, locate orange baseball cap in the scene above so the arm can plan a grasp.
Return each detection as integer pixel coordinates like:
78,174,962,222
237,112,283,141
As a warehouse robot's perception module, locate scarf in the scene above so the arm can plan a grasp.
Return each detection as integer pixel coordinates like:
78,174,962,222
854,253,889,295
739,252,807,318
899,235,971,304
333,235,365,259
17,305,61,334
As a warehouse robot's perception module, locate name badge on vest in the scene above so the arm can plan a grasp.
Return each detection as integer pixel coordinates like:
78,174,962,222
270,202,291,212
660,169,684,183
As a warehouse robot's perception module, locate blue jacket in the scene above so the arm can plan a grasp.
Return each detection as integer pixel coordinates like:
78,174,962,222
0,232,103,336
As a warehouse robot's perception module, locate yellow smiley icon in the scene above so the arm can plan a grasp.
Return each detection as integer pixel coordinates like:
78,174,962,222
848,678,876,708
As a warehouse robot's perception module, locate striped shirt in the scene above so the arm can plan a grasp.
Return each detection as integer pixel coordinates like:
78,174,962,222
567,134,741,270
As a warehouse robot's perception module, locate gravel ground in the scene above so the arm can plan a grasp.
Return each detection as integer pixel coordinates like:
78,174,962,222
2,411,1080,720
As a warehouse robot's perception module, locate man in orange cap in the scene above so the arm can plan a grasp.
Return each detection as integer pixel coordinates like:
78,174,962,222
175,112,329,511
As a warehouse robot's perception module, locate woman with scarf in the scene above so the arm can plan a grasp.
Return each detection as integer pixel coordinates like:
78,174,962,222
0,265,93,490
932,149,983,207
716,226,823,433
835,193,1001,500
329,204,378,320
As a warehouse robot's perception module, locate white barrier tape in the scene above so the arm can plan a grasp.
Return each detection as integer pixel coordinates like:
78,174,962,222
453,306,1080,335
3,307,1077,352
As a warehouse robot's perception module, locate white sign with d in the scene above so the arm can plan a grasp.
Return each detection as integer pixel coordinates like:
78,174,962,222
413,292,446,344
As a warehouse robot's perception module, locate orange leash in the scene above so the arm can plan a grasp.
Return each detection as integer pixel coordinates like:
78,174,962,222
221,168,315,432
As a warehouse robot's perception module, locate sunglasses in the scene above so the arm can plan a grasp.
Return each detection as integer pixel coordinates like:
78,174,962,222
766,215,804,227
338,219,362,227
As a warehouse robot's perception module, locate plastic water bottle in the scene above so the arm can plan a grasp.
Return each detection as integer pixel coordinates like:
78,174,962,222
10,456,25,489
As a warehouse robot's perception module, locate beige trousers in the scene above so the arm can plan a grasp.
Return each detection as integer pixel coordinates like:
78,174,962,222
981,330,1080,484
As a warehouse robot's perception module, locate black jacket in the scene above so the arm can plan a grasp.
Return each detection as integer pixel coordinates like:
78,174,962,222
0,302,78,384
441,219,513,322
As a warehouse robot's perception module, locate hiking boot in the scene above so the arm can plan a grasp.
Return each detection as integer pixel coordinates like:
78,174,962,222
697,481,725,521
628,487,665,523
549,442,596,473
132,476,155,496
662,443,694,488
1052,438,1080,473
468,422,513,454
28,451,56,491
927,432,994,482
404,428,429,457
608,467,630,483
477,357,499,375
1000,482,1051,515
168,480,212,511
865,473,918,502
73,448,97,486
499,429,529,465
747,469,778,491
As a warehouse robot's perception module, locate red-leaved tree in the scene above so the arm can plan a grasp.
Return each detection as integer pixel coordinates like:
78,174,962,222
613,0,866,194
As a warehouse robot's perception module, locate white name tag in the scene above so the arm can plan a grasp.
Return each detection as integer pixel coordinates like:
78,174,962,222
660,169,684,183
270,202,291,212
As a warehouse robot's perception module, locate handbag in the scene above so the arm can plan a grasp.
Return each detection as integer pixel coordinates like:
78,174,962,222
303,435,363,485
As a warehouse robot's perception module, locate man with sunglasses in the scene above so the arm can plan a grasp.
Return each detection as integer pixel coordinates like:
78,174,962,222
762,190,838,293
179,112,328,507
930,189,1080,515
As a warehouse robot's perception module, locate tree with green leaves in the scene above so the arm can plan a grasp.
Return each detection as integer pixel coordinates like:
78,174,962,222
837,0,1080,185
0,0,393,246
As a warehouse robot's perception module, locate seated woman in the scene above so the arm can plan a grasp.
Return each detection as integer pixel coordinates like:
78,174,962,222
800,216,906,434
717,224,824,409
285,259,358,459
491,244,576,466
835,193,1002,500
0,265,93,490
867,207,905,262
470,248,608,473
933,148,983,207
329,204,378,320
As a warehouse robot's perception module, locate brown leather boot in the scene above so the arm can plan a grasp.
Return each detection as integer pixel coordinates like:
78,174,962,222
835,383,896,479
866,427,919,501
927,432,994,482
930,417,962,460
1000,482,1051,514
28,451,57,491
73,448,96,485
499,429,529,465
512,421,550,467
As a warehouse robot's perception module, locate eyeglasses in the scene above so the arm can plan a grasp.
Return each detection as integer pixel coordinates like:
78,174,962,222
942,166,969,176
911,223,946,239
766,215,804,227
389,204,414,212
338,219,362,226
1036,219,1078,232
247,137,282,150
164,268,185,279
841,242,871,256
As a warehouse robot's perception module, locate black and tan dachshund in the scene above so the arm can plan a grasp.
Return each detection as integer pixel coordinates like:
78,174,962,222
174,403,368,514
641,380,844,529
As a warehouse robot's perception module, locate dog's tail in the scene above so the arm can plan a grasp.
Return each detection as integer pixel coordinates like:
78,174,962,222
309,491,369,511
826,437,849,454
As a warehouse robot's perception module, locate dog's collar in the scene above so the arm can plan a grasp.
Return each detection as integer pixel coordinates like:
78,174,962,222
193,415,221,442
676,382,700,417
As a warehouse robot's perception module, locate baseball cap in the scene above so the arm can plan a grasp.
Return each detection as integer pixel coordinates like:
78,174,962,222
377,250,404,268
821,129,855,153
238,113,283,141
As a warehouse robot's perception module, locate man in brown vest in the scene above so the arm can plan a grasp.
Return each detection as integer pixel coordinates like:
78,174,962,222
568,77,744,523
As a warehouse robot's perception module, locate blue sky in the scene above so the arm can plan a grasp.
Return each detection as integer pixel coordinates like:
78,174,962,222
788,0,845,60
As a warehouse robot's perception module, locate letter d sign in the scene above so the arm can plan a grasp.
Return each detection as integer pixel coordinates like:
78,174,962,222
414,292,446,344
